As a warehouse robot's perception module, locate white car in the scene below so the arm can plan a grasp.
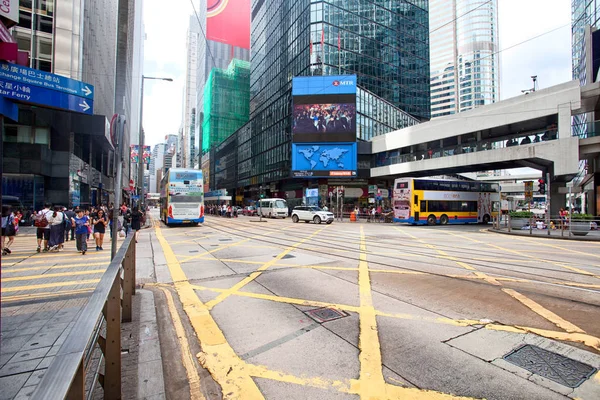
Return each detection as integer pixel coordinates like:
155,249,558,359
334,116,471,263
291,206,334,224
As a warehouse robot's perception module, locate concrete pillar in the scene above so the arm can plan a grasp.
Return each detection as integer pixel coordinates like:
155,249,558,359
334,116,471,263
557,103,572,139
549,181,567,217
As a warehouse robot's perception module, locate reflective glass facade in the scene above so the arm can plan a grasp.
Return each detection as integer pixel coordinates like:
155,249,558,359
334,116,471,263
430,0,499,118
572,0,600,81
240,0,428,187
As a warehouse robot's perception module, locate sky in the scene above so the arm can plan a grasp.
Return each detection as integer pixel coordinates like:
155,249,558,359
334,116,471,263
141,0,574,147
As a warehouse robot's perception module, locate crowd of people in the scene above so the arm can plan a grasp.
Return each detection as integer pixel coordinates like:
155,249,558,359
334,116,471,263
0,202,145,256
293,103,355,133
207,204,238,218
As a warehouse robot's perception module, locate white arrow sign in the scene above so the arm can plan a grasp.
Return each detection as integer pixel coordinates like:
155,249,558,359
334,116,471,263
82,86,92,97
79,100,90,112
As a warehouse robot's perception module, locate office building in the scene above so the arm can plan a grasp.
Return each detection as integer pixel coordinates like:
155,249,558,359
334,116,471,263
429,0,499,118
238,1,428,187
571,0,600,215
3,0,143,208
149,143,165,193
194,0,251,162
202,59,250,154
181,15,200,168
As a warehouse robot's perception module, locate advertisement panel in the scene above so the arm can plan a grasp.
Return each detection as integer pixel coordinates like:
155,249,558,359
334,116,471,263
142,145,151,164
130,145,139,163
292,75,357,144
291,75,357,178
207,0,250,49
168,170,204,199
292,143,357,178
0,0,19,27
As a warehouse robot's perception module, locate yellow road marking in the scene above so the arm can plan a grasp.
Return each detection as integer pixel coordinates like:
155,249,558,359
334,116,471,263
1,279,100,293
501,289,585,333
158,287,205,400
154,224,265,399
2,287,95,302
2,256,110,267
3,262,108,273
357,227,386,398
204,226,329,310
191,284,360,313
2,269,105,282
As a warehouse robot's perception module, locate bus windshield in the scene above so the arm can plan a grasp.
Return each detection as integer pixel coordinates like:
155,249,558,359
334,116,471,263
274,200,287,209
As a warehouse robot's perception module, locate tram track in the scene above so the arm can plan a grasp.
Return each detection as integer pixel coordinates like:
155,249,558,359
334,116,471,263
198,217,600,293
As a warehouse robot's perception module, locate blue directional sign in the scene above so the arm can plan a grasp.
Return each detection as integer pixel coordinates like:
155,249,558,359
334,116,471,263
0,79,93,115
0,62,94,99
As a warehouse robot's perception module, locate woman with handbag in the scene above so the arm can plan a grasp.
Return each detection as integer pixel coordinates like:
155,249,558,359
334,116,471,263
2,205,17,255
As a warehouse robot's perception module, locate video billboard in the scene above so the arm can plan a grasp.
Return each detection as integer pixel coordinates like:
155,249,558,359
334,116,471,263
292,75,357,143
291,75,357,178
292,143,357,178
207,0,250,49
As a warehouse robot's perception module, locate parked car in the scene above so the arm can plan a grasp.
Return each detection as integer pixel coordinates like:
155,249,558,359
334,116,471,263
242,206,258,216
291,206,334,224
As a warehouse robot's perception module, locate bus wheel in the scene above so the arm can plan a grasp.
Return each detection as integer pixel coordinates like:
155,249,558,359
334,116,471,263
427,215,436,226
440,215,449,225
482,214,491,224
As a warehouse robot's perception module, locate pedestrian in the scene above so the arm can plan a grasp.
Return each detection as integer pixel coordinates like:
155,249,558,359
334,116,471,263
64,206,75,241
84,209,92,241
74,209,90,255
47,206,66,251
2,205,17,255
131,206,143,243
92,209,108,250
34,203,53,252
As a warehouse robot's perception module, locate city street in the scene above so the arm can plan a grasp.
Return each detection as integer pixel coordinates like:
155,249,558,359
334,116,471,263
139,211,600,400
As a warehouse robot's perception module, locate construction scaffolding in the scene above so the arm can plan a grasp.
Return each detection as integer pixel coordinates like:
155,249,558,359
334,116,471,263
202,59,250,154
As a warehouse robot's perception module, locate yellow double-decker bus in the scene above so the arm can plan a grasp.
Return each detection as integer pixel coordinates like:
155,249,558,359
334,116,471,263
393,177,499,225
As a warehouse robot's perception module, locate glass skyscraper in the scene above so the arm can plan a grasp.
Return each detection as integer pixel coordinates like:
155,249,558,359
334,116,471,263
429,0,499,118
238,0,428,187
572,0,600,82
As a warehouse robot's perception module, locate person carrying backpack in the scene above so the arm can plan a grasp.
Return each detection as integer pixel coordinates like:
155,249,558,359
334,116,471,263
2,206,17,255
34,203,53,252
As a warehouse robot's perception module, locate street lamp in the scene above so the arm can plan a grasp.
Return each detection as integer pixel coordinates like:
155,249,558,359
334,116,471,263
138,76,173,210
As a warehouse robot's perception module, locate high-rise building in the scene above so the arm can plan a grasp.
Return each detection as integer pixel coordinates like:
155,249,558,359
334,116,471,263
429,0,499,119
202,59,250,154
233,0,428,189
149,143,165,193
3,0,143,208
182,15,200,168
194,0,251,161
571,0,600,215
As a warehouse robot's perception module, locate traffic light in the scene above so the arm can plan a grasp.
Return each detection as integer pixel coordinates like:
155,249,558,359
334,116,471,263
538,178,546,195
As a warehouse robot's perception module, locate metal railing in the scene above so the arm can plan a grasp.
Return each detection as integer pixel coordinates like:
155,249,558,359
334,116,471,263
32,234,137,400
502,214,599,237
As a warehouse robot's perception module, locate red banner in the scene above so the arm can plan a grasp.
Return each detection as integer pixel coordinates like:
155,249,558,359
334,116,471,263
207,0,250,50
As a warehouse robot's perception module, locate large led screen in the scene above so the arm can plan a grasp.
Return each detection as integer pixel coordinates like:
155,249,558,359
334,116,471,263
292,75,357,144
291,143,357,178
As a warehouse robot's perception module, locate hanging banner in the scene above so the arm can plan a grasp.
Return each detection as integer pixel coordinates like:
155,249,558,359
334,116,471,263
130,145,139,163
143,145,151,164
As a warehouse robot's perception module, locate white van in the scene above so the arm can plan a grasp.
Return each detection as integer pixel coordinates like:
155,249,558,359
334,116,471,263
257,198,288,218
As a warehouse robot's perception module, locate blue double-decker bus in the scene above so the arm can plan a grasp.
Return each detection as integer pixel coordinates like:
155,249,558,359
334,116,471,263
159,169,204,226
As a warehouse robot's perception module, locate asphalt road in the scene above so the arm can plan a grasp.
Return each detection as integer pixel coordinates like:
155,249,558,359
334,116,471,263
141,211,600,400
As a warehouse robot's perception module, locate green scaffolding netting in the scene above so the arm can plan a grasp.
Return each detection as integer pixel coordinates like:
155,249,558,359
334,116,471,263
202,59,250,154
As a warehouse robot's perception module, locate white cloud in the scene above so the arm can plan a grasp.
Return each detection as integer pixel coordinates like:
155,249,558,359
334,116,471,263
498,0,572,100
142,0,196,147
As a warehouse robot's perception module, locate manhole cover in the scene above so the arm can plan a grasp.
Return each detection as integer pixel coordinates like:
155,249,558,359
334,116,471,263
304,307,348,323
504,345,596,388
273,254,295,259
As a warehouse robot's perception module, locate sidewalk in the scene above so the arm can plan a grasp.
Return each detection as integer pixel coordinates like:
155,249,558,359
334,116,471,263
0,230,165,399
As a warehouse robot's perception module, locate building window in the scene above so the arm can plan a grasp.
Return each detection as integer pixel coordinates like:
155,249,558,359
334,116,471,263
34,127,49,144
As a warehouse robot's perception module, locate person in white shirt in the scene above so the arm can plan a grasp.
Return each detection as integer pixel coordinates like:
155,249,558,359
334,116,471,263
47,206,66,251
35,203,53,252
